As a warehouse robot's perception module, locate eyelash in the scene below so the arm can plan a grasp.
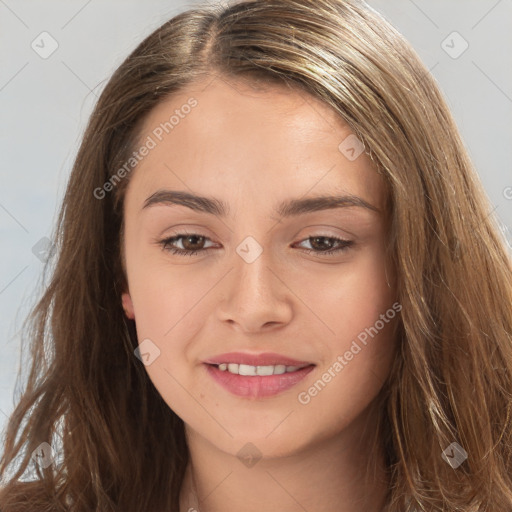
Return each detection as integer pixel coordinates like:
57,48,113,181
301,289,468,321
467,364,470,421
158,232,354,258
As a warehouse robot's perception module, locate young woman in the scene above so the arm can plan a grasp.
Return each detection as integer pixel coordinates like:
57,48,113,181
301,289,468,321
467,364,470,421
1,0,511,511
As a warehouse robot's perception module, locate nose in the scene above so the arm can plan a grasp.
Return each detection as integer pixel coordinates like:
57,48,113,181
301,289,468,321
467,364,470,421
216,243,293,333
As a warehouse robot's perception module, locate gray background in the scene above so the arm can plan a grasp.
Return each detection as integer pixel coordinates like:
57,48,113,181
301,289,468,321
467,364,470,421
1,0,511,438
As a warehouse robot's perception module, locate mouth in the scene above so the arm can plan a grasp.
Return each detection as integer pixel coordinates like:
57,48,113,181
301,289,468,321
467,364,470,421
205,362,313,376
202,352,316,398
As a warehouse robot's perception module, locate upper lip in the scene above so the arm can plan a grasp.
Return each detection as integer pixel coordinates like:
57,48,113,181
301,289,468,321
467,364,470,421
203,352,315,367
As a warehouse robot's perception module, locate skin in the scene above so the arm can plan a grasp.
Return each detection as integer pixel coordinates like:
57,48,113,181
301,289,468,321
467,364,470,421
121,75,398,512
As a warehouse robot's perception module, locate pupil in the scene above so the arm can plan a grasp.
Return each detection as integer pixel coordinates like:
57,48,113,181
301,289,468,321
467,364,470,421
184,235,203,250
312,237,332,250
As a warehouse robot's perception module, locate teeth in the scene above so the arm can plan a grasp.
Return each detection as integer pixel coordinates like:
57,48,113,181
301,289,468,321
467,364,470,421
239,364,257,376
272,365,286,375
216,363,308,376
227,363,239,374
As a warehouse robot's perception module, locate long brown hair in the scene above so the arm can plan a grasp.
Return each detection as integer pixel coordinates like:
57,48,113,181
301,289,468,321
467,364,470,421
1,0,511,510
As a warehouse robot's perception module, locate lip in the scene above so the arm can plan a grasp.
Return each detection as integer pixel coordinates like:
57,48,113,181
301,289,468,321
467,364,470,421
202,352,316,399
204,364,315,398
203,352,314,367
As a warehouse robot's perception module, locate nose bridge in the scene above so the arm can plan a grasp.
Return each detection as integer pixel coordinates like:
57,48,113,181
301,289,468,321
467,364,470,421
217,233,292,330
232,234,277,301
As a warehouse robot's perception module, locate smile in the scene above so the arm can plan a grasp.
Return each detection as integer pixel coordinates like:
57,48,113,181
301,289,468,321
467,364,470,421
204,362,315,398
215,363,309,376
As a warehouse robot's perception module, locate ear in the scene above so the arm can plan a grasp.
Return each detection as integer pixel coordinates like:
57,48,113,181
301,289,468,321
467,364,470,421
121,292,135,320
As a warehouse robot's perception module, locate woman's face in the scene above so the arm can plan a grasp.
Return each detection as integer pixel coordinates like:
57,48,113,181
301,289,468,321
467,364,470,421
121,75,398,457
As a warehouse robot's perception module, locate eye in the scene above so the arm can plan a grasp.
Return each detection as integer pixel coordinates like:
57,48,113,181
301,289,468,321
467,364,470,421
158,233,354,257
159,233,216,256
294,236,354,257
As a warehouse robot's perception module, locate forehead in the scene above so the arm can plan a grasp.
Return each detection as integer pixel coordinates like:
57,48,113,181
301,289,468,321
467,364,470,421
125,75,387,215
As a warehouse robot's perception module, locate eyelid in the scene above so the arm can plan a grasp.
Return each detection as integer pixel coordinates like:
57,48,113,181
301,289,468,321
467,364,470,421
159,228,350,245
157,230,354,258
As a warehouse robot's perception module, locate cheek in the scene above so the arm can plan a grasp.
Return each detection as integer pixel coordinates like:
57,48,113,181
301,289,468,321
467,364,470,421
317,244,395,342
122,239,204,399
295,329,396,445
295,261,397,437
124,237,204,336
307,245,397,402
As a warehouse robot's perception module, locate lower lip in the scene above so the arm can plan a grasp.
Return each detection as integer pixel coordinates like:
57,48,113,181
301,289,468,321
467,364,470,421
204,364,315,398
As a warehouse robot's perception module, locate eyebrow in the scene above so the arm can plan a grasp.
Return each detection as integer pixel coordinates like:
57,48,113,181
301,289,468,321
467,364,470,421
142,189,380,217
